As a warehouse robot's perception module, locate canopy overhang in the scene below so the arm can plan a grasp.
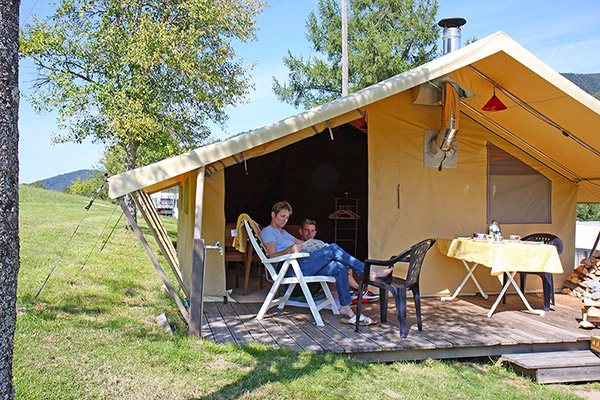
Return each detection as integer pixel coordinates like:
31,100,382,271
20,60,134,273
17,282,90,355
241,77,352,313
108,31,600,202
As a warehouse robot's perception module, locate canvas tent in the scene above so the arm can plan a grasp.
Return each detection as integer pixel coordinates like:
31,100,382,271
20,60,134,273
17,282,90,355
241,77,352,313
108,32,600,319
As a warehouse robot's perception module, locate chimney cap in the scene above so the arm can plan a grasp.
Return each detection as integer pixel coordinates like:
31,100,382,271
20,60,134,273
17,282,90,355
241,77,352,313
438,18,466,28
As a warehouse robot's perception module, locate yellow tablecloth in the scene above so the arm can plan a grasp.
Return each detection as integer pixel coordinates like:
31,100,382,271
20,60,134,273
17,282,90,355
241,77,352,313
436,237,564,276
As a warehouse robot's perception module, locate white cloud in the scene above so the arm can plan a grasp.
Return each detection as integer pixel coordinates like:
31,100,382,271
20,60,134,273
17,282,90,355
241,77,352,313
535,38,600,73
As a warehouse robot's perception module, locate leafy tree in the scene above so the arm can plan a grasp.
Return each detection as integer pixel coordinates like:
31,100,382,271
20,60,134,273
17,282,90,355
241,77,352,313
577,203,600,221
273,0,439,108
69,177,101,198
21,0,264,224
0,0,20,398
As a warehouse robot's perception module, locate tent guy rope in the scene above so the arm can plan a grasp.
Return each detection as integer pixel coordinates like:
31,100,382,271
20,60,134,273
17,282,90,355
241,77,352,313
30,174,109,307
80,202,121,268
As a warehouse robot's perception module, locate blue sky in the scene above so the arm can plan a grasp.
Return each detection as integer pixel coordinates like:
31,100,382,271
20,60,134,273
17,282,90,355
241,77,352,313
18,0,600,183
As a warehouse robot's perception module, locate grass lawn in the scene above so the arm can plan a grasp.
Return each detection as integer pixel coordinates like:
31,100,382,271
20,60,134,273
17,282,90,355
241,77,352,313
12,185,600,399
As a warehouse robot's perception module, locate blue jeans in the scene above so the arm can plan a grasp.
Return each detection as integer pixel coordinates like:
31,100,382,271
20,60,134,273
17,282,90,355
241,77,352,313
298,244,364,307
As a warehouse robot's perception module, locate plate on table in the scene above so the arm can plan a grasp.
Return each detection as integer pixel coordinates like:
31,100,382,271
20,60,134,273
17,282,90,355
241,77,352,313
456,237,471,240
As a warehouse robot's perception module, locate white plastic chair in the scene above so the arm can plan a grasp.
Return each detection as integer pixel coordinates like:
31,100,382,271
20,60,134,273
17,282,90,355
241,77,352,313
243,219,339,326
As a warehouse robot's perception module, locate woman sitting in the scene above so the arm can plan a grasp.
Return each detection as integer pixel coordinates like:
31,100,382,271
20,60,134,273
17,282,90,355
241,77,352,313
260,201,391,324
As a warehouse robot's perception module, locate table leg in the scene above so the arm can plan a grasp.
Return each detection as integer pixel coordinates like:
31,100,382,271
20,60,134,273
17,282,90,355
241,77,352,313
442,261,488,301
487,272,545,318
466,260,488,300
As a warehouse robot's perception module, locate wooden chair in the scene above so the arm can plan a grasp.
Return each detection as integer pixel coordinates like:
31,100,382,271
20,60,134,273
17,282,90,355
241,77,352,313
519,233,563,311
224,222,262,295
355,238,436,338
243,219,339,327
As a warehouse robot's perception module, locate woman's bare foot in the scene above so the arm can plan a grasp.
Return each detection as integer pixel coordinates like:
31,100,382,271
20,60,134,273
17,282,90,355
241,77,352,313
339,305,355,319
370,267,393,281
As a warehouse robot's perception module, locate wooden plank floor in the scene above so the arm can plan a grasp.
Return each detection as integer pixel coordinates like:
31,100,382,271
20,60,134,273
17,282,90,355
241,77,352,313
201,294,600,361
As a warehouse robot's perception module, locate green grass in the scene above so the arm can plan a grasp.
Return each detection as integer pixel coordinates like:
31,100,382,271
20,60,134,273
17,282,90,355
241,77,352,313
13,185,599,399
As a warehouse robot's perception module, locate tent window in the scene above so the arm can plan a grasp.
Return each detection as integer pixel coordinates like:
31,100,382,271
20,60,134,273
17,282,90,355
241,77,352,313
487,142,551,224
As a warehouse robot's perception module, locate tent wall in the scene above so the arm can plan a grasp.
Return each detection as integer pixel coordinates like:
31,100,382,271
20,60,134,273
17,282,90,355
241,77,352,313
367,89,577,296
578,181,600,204
177,169,226,296
199,170,226,296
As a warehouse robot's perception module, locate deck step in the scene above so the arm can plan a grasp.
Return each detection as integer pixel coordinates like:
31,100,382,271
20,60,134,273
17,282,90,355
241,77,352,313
502,350,600,384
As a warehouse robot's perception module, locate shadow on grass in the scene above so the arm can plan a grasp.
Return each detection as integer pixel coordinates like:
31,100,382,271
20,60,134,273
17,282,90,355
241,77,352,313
21,285,192,340
22,280,157,321
36,304,105,318
29,291,117,320
192,346,370,400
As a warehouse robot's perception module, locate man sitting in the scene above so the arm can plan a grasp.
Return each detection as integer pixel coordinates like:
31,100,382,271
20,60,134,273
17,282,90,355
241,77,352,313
298,218,378,304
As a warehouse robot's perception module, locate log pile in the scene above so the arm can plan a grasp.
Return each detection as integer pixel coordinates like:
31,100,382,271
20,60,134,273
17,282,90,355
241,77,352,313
562,250,600,298
562,250,600,328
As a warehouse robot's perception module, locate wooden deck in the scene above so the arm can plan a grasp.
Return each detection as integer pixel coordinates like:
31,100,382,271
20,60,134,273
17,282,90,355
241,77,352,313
201,293,600,361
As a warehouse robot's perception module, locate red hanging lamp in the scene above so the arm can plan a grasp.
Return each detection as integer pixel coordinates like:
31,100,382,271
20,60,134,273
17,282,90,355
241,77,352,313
482,87,507,111
359,116,367,129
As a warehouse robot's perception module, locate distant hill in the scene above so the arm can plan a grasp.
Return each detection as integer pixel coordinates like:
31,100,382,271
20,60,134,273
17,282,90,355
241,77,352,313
562,73,600,97
34,169,97,191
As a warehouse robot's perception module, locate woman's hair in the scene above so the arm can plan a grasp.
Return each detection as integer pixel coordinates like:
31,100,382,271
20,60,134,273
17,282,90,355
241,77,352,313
272,200,292,216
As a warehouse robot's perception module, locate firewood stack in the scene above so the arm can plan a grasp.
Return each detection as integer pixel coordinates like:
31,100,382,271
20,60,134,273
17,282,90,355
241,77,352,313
562,250,600,298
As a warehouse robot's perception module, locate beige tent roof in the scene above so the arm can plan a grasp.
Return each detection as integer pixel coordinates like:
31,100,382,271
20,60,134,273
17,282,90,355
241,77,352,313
108,31,600,202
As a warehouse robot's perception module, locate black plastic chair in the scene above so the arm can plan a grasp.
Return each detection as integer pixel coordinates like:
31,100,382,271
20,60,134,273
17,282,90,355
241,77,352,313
519,233,563,311
355,238,436,338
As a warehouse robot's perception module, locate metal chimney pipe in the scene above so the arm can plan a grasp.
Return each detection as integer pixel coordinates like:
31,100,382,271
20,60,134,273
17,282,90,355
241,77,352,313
438,18,466,55
438,82,460,151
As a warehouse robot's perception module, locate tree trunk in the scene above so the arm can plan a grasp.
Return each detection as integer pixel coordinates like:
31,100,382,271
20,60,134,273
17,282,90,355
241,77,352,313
123,139,139,230
0,1,21,399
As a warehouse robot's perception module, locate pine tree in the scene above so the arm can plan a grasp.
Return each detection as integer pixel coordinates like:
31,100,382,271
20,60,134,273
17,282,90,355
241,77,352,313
273,0,439,109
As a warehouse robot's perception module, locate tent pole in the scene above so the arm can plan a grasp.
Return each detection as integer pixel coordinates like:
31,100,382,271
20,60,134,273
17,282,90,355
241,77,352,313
461,102,582,182
591,230,600,258
461,108,577,183
118,196,190,323
428,80,581,182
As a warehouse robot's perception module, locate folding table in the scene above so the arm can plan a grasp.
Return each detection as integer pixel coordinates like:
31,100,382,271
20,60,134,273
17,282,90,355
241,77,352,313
437,237,564,317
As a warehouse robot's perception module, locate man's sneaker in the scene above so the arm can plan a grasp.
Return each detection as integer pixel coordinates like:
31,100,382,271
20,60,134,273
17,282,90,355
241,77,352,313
361,289,379,302
351,289,379,304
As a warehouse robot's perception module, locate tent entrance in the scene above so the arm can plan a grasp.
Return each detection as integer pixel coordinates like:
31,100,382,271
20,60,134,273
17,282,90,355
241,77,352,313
224,123,369,260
